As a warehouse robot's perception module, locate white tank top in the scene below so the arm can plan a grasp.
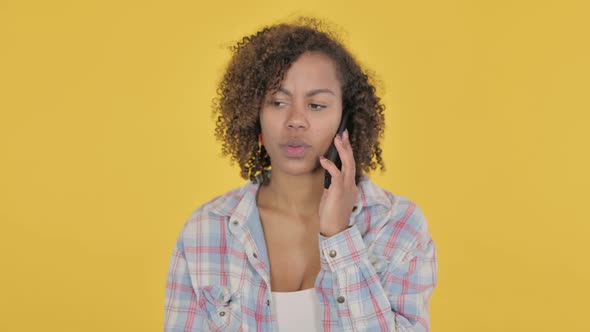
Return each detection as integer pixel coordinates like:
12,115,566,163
271,288,323,331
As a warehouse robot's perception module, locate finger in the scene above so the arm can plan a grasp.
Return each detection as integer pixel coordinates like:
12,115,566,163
341,129,356,173
319,156,342,181
334,129,356,178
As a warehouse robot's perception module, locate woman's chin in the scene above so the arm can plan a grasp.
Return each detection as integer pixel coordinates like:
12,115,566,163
272,160,323,177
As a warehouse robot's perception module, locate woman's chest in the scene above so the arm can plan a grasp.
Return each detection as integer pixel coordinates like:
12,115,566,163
259,209,321,291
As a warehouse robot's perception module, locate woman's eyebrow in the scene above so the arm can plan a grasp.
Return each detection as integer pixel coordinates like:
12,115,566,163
277,87,336,97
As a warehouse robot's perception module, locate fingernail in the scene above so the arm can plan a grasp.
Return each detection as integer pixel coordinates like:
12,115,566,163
336,134,342,143
343,129,349,140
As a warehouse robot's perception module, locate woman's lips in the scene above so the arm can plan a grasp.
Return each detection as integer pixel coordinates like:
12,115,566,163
281,145,308,158
280,138,311,158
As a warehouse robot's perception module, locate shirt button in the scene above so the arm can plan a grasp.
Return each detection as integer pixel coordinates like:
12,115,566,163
329,250,337,258
232,220,238,226
253,252,258,259
266,299,271,306
219,311,226,317
352,206,357,212
337,296,345,304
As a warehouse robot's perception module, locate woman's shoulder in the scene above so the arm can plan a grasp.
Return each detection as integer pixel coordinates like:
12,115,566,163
177,181,257,238
193,181,257,220
357,176,431,243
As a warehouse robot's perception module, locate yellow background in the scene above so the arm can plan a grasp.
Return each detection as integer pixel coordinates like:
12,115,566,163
1,0,588,331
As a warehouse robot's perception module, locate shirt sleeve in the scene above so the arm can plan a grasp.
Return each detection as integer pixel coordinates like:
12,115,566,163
317,202,437,331
164,235,202,332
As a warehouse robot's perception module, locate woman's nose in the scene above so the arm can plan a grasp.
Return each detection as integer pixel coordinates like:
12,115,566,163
286,102,309,129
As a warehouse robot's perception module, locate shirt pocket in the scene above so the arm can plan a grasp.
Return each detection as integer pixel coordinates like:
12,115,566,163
198,285,242,331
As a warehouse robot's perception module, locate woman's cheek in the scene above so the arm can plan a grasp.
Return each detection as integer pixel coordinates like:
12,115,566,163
319,135,334,156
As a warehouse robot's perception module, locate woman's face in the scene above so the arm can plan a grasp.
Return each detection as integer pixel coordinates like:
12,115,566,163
259,51,343,177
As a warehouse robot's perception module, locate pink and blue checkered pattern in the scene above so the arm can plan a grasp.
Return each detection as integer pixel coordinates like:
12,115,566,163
164,176,437,331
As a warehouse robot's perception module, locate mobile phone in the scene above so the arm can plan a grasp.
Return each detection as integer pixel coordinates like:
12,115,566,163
324,110,351,189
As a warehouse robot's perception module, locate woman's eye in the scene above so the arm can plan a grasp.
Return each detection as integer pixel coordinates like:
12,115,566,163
309,103,326,110
271,101,287,107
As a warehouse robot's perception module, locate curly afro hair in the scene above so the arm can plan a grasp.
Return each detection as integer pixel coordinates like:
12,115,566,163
212,17,386,185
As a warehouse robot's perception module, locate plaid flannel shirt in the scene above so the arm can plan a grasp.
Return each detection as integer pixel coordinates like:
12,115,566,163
164,175,437,331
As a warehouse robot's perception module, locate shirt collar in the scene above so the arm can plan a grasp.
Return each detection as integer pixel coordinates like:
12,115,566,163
348,174,393,223
212,174,392,227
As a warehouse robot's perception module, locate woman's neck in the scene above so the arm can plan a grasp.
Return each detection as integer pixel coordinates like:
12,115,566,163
257,169,325,219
